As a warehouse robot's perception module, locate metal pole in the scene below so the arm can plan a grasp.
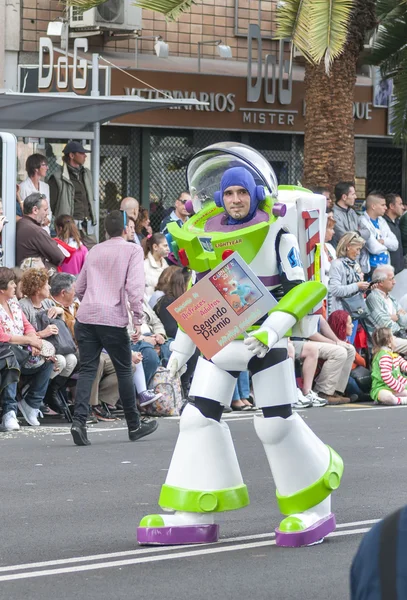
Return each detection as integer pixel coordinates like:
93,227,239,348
91,52,100,242
2,132,17,267
135,38,138,68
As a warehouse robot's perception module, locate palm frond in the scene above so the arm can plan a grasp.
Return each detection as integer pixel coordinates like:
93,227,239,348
389,62,407,145
368,8,407,75
275,0,313,62
275,0,353,72
375,0,403,21
308,0,353,70
133,0,197,20
62,0,197,20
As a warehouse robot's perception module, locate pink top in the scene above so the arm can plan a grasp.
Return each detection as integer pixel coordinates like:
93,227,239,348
0,298,36,342
76,237,145,327
60,243,88,276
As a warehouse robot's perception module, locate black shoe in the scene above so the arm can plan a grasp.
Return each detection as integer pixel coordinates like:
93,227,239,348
128,417,158,442
71,421,91,446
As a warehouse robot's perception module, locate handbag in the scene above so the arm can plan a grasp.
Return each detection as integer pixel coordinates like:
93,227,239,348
35,311,77,355
341,293,368,319
350,365,371,393
341,260,368,319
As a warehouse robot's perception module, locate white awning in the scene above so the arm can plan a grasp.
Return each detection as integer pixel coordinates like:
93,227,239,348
0,90,204,133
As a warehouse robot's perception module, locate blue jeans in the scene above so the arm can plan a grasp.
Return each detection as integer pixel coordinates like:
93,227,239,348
232,371,251,402
345,376,363,398
2,360,54,415
132,339,173,386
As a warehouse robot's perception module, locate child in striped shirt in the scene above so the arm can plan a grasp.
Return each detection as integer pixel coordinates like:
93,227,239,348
371,328,407,405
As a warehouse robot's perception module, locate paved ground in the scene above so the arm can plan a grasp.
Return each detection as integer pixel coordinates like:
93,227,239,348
1,404,405,600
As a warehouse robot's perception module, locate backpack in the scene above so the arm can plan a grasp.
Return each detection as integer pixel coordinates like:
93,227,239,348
143,367,185,417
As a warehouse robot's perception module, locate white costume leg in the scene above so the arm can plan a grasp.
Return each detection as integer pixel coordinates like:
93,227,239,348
138,346,250,546
251,340,343,547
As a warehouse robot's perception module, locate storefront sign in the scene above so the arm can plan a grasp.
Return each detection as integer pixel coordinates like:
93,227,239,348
115,69,387,136
38,38,88,90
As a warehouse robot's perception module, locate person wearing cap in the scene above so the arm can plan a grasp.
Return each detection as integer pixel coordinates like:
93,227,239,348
48,141,97,248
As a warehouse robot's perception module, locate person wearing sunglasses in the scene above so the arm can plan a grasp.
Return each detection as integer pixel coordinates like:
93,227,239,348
159,191,191,235
19,154,52,234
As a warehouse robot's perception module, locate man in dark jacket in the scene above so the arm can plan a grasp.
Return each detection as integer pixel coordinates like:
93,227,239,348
16,193,65,270
384,193,405,274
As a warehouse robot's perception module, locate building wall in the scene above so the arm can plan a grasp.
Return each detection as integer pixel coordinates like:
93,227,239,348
20,0,279,60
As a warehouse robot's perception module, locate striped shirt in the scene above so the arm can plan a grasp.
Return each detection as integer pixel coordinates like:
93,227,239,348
378,352,407,394
76,237,145,328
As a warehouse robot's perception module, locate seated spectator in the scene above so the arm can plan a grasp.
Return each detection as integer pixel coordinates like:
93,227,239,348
125,216,137,243
16,193,65,271
160,191,191,235
143,233,170,299
288,340,328,407
19,153,52,234
384,193,404,274
332,181,360,246
305,315,356,404
154,265,199,396
231,371,256,411
0,267,54,429
0,345,22,431
54,215,88,275
328,310,371,401
370,327,407,405
359,192,399,274
131,297,172,386
120,197,140,245
49,273,79,338
135,208,153,243
149,266,174,310
328,232,369,326
322,214,337,284
19,268,77,414
366,265,407,355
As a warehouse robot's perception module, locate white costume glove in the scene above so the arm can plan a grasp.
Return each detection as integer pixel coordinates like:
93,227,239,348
167,351,188,378
244,327,279,358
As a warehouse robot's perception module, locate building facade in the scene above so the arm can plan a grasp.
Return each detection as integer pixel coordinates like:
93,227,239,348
7,0,405,232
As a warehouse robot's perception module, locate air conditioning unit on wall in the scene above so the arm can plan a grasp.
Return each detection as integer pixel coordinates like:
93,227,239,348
70,0,141,32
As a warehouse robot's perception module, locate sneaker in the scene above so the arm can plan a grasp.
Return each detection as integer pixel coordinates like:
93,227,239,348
304,390,328,408
138,389,162,407
292,389,313,409
2,410,20,431
18,399,42,426
128,417,158,442
71,420,91,446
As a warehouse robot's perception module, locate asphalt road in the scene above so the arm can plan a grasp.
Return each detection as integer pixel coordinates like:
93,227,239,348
1,404,405,600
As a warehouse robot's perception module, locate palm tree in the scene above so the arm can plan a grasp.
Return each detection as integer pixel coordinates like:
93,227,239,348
63,0,377,190
368,0,407,145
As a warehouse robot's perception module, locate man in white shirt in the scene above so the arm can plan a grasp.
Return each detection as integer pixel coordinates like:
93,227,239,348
19,153,52,234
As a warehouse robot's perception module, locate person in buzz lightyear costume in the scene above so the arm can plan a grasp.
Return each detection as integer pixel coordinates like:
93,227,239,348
137,143,344,548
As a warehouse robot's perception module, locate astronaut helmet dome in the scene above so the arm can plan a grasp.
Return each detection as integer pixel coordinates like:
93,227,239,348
186,142,279,205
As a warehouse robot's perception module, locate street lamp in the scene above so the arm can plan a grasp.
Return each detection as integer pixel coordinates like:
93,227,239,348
135,36,169,67
197,39,233,73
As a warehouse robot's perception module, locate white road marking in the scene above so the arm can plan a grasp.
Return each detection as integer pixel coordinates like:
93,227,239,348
0,526,371,582
0,520,380,582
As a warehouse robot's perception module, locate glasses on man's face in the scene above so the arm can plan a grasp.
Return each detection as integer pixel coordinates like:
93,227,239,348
178,199,188,205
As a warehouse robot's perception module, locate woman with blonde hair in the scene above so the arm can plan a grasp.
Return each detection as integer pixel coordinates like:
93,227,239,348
54,214,88,275
328,232,369,314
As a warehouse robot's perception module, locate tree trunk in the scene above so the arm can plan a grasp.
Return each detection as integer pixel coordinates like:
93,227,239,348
302,0,376,192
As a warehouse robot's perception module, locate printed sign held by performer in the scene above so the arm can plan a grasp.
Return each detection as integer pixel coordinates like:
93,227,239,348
167,252,276,359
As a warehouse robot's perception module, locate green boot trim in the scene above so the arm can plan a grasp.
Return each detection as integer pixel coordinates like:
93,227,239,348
159,483,250,513
139,515,165,528
279,516,305,533
276,446,344,516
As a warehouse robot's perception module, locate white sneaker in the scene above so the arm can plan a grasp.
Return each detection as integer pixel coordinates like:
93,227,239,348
18,399,41,426
292,389,313,409
2,410,20,431
305,390,328,407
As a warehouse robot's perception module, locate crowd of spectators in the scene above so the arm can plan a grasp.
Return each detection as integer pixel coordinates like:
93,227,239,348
1,146,407,432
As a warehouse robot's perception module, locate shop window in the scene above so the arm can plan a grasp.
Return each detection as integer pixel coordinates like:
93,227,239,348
367,144,403,196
